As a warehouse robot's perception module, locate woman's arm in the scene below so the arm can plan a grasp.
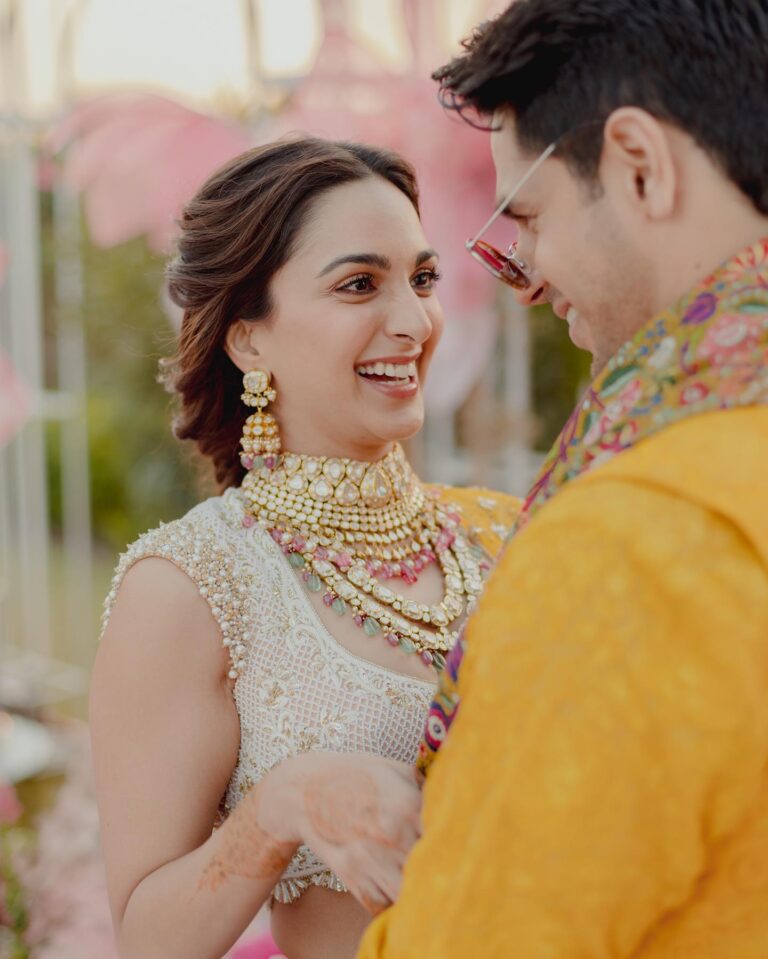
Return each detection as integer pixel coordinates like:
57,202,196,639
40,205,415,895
91,556,424,959
90,557,290,959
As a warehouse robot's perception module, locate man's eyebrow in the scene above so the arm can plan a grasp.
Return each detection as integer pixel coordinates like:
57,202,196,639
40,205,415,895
501,203,531,220
317,253,391,277
497,202,529,221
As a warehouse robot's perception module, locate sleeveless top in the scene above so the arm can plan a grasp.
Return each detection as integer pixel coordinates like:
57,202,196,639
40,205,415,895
101,483,519,903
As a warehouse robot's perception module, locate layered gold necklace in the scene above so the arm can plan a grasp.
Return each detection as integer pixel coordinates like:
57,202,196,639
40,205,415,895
240,445,487,669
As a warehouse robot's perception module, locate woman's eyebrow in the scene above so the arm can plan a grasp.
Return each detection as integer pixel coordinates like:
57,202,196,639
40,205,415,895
317,253,391,277
317,248,438,278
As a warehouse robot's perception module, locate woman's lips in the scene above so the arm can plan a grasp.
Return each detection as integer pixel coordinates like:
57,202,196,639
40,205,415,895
357,372,419,399
356,356,420,398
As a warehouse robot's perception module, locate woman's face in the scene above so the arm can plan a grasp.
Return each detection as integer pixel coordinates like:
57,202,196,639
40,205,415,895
226,175,444,460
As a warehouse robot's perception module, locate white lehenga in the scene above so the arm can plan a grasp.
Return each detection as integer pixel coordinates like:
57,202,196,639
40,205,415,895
102,486,436,903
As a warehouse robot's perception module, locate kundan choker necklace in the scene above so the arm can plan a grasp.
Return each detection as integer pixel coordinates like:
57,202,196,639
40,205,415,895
240,445,488,670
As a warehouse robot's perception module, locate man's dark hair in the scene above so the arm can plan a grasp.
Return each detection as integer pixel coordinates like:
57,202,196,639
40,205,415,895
433,0,768,213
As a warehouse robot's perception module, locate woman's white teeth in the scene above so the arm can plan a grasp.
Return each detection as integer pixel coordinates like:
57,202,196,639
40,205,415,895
358,360,417,380
566,306,578,327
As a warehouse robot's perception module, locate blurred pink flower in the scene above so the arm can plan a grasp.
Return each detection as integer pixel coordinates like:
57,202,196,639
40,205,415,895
14,725,119,959
0,779,23,825
47,0,509,414
50,92,250,253
0,348,32,448
230,932,282,959
1,244,32,447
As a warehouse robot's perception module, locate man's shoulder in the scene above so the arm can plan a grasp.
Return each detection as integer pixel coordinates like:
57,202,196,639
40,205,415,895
520,406,768,573
580,406,768,563
589,406,768,491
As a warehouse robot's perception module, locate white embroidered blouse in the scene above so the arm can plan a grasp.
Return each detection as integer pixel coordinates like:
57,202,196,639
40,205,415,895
101,486,437,904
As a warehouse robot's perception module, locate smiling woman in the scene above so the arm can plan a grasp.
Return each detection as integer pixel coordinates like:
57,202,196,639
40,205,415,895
164,138,444,480
89,135,520,959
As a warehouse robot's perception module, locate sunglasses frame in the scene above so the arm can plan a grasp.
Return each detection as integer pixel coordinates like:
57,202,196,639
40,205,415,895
467,239,531,290
465,140,557,290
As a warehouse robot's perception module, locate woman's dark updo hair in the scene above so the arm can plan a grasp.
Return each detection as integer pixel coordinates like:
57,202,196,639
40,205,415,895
163,136,420,490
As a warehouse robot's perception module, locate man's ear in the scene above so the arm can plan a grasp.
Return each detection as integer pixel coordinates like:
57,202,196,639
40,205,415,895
601,107,678,220
225,319,264,374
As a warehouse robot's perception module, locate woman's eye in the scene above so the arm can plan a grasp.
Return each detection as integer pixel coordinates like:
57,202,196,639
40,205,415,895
412,268,442,292
337,273,376,294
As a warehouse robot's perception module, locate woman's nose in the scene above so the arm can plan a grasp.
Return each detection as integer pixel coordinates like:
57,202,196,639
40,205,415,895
388,292,433,343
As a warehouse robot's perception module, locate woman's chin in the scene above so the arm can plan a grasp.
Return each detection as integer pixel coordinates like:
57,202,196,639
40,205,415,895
366,408,424,446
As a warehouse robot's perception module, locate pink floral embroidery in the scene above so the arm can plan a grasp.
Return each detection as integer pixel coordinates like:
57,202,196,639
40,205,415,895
582,417,606,447
598,420,638,452
697,313,764,364
583,378,643,446
607,377,644,418
680,382,710,405
618,421,639,445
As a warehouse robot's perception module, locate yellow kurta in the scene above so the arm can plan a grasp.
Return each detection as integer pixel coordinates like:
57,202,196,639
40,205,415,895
357,407,768,959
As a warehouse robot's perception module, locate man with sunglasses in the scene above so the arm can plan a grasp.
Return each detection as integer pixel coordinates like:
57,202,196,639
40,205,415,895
358,1,768,957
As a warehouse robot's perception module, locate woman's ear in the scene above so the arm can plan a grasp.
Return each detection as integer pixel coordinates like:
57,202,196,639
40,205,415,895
225,319,263,374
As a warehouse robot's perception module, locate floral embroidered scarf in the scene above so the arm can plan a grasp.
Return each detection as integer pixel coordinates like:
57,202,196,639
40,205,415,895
418,237,768,774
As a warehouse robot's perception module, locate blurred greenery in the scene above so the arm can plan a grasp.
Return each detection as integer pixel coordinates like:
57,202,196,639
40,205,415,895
80,233,205,546
41,201,202,552
530,302,592,450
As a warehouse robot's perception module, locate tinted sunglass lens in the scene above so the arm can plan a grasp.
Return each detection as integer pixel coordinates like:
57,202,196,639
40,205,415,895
470,246,503,277
501,261,529,290
468,240,530,289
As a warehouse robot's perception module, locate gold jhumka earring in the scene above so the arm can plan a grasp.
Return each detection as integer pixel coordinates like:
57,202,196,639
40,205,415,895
239,370,281,470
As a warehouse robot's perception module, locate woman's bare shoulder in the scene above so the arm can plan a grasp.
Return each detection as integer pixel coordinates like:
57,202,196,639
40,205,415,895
100,496,251,681
98,554,232,688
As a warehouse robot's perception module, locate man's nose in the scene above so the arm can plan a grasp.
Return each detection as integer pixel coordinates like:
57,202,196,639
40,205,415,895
514,278,547,308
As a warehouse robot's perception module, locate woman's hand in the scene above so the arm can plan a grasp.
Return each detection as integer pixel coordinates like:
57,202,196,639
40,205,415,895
261,752,424,915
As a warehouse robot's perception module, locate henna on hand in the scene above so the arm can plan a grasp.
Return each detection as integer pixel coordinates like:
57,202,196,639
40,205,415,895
199,785,296,892
302,769,389,847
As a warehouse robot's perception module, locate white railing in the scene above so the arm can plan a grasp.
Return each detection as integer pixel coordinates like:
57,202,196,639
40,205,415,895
0,1,91,710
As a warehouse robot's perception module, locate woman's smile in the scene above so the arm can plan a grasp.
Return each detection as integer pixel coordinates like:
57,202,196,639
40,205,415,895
355,353,420,398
